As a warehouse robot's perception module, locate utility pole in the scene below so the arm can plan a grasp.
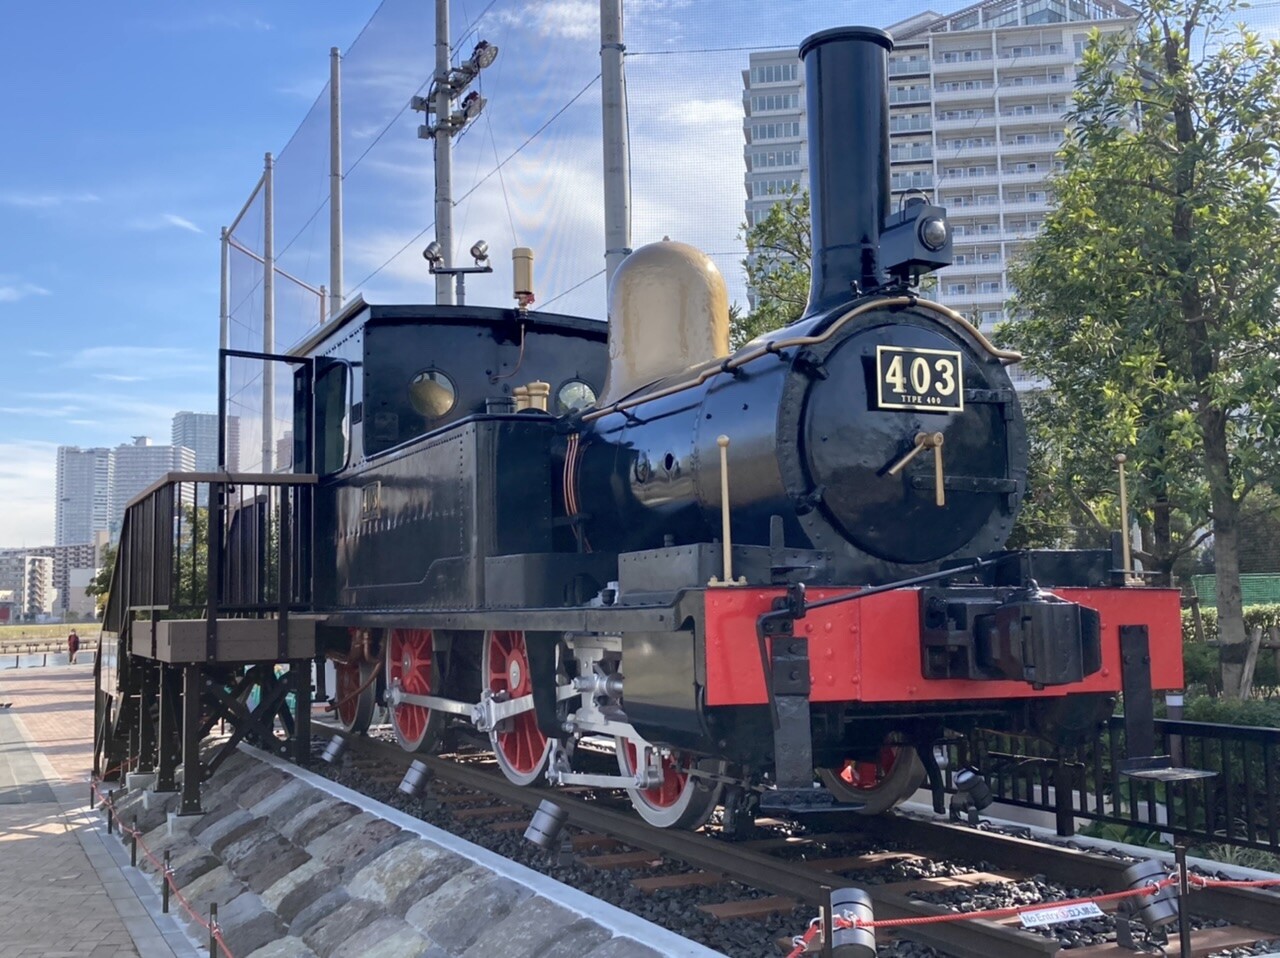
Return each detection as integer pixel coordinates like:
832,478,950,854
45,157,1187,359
329,47,343,320
601,0,632,290
433,0,453,305
410,3,499,306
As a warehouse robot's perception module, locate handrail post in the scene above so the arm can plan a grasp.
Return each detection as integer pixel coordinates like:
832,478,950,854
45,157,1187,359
205,479,224,663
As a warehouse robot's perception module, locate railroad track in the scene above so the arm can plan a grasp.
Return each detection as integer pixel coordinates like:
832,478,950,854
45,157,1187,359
305,721,1280,958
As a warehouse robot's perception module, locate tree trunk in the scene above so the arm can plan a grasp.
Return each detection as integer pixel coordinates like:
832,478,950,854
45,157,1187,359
1209,448,1249,698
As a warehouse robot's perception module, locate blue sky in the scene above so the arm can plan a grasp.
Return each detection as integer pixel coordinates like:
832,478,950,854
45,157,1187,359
0,0,969,546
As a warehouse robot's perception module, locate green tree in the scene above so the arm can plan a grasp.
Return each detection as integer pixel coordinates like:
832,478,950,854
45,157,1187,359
735,186,810,348
85,541,117,611
1003,0,1280,698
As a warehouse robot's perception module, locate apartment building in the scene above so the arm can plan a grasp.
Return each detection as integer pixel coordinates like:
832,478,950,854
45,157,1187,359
55,446,113,546
111,437,196,534
0,554,54,619
741,0,1137,384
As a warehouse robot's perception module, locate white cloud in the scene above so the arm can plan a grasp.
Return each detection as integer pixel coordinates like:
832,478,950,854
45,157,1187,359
0,190,100,209
0,442,56,548
0,282,51,303
65,346,207,380
494,1,598,41
127,212,204,234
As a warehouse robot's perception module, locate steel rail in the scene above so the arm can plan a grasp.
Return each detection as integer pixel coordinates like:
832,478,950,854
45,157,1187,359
313,723,1059,957
855,812,1280,936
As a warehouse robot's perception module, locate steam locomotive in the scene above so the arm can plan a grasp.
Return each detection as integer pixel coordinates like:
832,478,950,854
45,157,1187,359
103,25,1183,829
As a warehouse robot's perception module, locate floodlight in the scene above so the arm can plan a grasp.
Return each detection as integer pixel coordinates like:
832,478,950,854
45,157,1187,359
470,241,489,265
422,241,444,265
468,40,499,71
461,91,486,120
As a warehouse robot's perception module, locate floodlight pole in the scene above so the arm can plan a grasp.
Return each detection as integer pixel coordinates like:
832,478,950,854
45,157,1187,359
329,47,344,320
262,151,275,474
219,227,230,351
601,0,632,290
433,0,455,305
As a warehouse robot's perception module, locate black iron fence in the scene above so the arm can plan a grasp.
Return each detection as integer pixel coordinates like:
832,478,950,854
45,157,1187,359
969,716,1280,854
103,472,317,632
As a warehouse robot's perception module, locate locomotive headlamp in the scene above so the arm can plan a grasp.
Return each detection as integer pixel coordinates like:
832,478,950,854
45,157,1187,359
919,216,949,251
881,201,953,286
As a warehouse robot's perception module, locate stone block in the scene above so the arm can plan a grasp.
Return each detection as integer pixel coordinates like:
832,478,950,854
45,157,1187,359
127,771,157,791
459,896,587,958
209,816,267,858
288,888,351,938
248,777,312,820
170,850,221,890
243,937,318,957
347,838,456,910
244,938,319,958
533,919,614,958
184,864,248,916
167,809,199,837
190,797,253,840
194,808,253,848
234,836,312,894
340,916,432,958
305,813,402,870
300,898,384,957
217,890,288,958
143,787,180,812
406,870,532,951
237,768,294,809
271,865,345,922
279,798,361,847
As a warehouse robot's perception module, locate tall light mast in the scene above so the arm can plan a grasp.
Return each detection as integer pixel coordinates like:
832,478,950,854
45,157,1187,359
600,0,633,290
411,1,498,305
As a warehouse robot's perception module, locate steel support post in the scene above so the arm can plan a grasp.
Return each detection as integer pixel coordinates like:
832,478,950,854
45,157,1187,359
262,151,276,473
292,660,312,765
329,46,343,319
600,0,632,287
137,663,157,773
180,664,203,815
154,668,179,793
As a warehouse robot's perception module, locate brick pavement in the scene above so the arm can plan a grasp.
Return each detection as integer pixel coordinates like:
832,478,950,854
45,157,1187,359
0,666,200,958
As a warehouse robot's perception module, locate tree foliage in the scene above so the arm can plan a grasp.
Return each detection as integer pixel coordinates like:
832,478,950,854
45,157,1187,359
734,186,811,348
1003,0,1280,697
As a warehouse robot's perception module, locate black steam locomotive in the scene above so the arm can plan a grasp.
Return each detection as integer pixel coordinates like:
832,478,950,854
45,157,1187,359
101,26,1182,829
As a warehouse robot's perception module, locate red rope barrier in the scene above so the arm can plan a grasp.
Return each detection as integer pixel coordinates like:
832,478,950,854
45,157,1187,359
785,876,1186,956
91,779,237,958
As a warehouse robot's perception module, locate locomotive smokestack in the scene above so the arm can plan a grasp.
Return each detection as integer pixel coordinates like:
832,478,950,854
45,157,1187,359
799,26,894,315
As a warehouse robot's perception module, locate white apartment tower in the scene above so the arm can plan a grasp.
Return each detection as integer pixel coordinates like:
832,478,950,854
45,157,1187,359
173,410,241,473
111,437,196,534
55,446,114,547
742,0,1137,382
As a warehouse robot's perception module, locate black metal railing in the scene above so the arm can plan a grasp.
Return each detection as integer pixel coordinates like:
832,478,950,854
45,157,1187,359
102,471,317,629
967,717,1280,854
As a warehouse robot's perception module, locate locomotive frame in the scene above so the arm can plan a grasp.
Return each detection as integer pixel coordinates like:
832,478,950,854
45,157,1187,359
95,25,1185,829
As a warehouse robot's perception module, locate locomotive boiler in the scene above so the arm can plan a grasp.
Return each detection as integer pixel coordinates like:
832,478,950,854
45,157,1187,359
100,24,1184,830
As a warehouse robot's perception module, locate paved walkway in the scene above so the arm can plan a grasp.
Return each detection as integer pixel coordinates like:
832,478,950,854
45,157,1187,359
0,665,200,958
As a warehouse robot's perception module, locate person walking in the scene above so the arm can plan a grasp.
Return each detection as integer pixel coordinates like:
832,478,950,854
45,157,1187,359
67,629,80,665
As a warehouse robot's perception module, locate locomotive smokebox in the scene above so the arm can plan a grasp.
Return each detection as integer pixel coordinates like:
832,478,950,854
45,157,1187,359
800,26,894,315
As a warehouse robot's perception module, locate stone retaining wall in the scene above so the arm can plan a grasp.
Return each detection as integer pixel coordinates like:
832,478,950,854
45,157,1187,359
106,749,724,958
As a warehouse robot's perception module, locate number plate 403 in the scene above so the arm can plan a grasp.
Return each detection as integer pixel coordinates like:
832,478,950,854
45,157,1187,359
875,345,964,412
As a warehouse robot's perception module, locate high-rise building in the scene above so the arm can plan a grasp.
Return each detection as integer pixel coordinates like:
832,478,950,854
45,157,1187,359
741,0,1137,385
0,554,54,619
172,411,240,473
111,437,196,533
55,446,114,546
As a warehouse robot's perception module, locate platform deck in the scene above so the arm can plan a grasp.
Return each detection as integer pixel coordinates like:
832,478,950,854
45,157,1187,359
128,618,316,663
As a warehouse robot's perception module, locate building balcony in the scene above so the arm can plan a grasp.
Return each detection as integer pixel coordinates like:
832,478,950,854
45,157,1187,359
890,148,934,163
999,138,1063,156
952,231,1005,245
933,54,995,74
996,49,1073,69
1002,198,1051,213
949,259,1005,275
999,169,1056,184
890,90,933,105
937,170,1001,188
941,289,1008,305
890,58,931,76
941,202,1003,218
933,84,996,102
935,142,998,161
934,113,997,131
999,109,1068,127
997,77,1072,97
